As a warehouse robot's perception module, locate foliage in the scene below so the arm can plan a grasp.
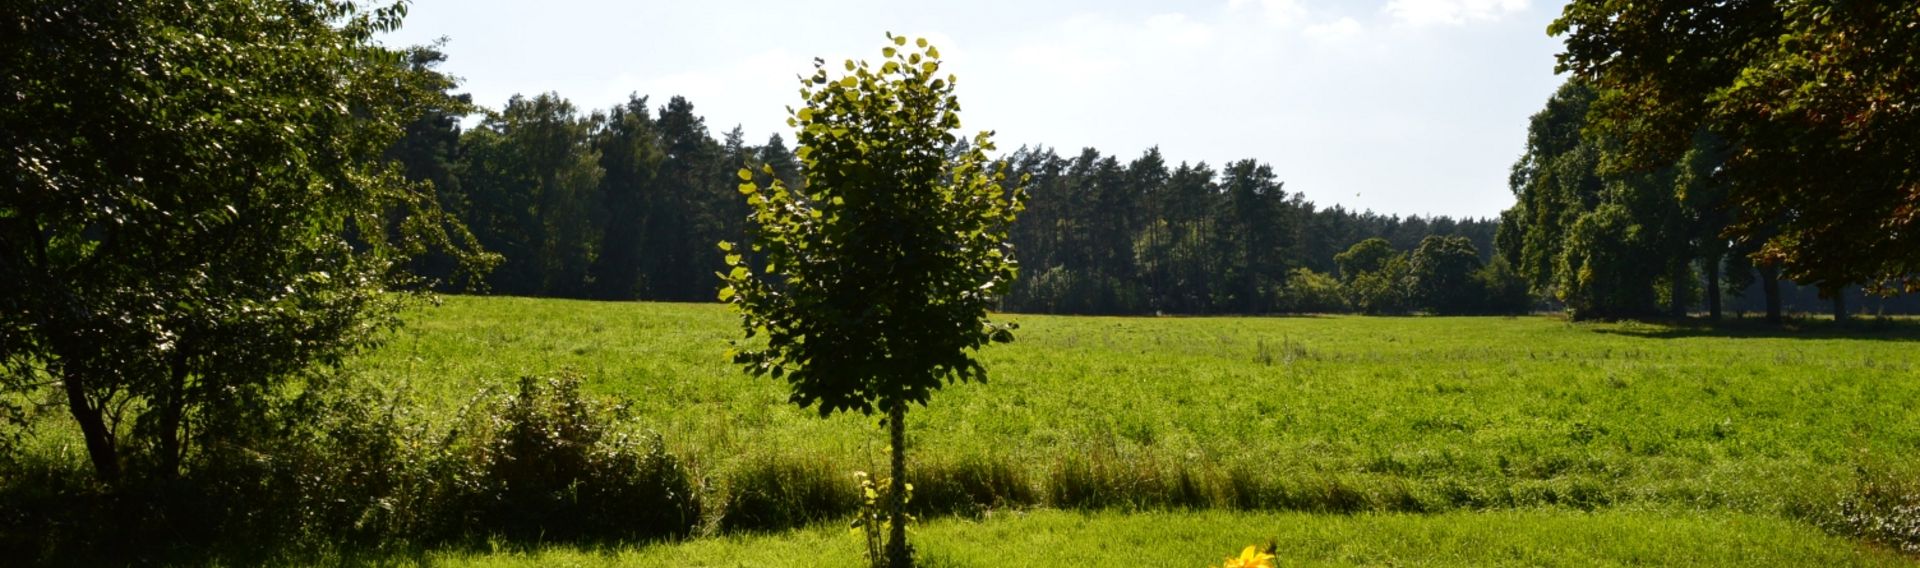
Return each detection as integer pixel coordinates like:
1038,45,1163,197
0,371,436,564
0,0,488,483
457,94,605,297
1279,268,1348,313
720,33,1023,567
1010,265,1145,315
441,373,700,543
1408,236,1484,315
394,79,1511,315
1472,258,1535,315
720,35,1022,417
1344,255,1413,315
1556,204,1661,320
1551,0,1920,294
1335,238,1399,283
1498,80,1702,320
852,471,915,568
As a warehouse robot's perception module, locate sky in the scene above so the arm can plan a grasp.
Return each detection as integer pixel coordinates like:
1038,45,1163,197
379,0,1572,219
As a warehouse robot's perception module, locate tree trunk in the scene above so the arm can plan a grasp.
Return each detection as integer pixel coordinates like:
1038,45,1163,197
157,351,190,478
1669,259,1687,318
1761,264,1783,324
886,402,912,568
63,369,120,483
1705,255,1722,321
1833,292,1848,323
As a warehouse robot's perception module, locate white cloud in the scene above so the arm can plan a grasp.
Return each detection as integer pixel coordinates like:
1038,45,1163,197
1382,0,1529,27
1304,16,1364,43
1145,13,1214,48
1228,0,1309,27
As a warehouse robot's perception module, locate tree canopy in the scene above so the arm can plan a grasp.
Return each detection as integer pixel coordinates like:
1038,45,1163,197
1551,0,1920,295
0,0,484,481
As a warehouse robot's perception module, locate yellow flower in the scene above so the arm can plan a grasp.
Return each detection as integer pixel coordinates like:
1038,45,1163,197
1219,545,1275,568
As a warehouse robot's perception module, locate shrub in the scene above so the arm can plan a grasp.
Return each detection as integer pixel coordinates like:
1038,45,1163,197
1345,255,1413,315
443,374,701,543
1279,268,1348,313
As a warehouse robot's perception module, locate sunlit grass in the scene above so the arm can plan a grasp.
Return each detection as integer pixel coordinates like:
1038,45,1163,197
351,296,1920,520
417,509,1910,567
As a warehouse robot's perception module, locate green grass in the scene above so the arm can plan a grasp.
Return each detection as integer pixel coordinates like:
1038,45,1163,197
353,297,1920,519
421,509,1909,567
330,296,1920,563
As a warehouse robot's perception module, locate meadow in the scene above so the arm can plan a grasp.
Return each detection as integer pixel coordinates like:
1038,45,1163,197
336,296,1920,565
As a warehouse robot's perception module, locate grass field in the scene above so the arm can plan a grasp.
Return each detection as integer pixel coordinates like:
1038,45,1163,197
333,296,1920,564
425,509,1909,567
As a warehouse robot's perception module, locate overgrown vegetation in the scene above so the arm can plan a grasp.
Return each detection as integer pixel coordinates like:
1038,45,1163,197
0,371,698,564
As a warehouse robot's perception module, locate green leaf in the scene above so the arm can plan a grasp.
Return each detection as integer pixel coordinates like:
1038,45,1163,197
737,168,753,181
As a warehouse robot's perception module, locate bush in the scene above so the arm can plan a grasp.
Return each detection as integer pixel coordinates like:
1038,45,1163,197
1279,268,1348,313
441,374,702,543
0,370,431,565
0,370,705,563
1345,255,1413,315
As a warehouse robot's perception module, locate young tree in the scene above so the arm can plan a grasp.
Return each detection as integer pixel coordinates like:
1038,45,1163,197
720,34,1024,567
0,0,484,482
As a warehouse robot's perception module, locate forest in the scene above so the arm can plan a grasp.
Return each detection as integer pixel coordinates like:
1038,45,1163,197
392,48,1918,320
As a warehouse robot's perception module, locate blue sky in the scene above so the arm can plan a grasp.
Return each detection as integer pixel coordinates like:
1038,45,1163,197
380,0,1570,219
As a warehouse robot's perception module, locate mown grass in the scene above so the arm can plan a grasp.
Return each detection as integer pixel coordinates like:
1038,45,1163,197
420,509,1910,567
351,297,1920,524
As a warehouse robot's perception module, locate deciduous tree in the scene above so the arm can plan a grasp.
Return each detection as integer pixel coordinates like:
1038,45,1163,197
720,34,1023,567
0,0,484,482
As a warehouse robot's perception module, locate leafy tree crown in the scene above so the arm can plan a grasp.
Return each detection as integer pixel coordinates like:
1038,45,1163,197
720,34,1026,417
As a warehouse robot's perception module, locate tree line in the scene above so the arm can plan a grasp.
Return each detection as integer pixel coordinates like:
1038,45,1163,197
1501,1,1920,322
395,50,1529,316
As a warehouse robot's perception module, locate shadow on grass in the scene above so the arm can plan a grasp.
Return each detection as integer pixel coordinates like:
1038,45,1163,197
1587,316,1920,342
